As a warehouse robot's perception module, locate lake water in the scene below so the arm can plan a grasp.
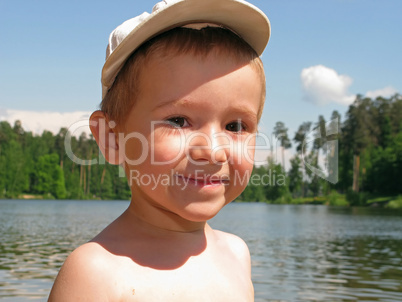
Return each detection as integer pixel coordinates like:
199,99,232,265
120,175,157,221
0,200,401,301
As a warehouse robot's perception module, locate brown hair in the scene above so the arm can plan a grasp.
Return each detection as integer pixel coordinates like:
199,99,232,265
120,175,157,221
101,26,266,124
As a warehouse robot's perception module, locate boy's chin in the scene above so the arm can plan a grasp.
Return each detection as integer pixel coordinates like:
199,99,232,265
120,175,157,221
177,199,229,223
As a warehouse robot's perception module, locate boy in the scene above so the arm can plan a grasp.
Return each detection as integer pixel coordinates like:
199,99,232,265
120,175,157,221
49,0,270,301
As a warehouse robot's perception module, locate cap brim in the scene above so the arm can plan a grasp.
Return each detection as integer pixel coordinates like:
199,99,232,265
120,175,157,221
102,0,270,98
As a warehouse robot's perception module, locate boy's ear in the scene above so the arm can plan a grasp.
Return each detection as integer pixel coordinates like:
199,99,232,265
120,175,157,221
89,110,123,165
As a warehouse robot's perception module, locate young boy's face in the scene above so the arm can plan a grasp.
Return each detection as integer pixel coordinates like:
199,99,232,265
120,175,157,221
120,51,262,223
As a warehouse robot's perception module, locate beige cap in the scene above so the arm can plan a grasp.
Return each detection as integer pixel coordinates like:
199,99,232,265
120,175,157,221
101,0,271,99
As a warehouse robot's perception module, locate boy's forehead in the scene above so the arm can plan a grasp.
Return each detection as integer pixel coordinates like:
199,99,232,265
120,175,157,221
140,50,262,94
137,52,263,115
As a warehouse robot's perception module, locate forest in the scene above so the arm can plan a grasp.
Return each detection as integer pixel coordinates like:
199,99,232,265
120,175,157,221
0,94,401,207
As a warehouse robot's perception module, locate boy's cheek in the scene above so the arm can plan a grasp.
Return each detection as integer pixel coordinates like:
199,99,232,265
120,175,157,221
234,137,256,165
149,137,186,165
119,131,183,166
246,146,255,164
231,142,255,174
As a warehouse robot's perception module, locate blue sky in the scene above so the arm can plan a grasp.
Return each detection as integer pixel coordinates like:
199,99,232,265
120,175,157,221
1,0,401,140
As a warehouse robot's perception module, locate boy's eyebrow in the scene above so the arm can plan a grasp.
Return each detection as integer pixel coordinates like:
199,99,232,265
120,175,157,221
230,107,258,122
153,99,258,120
152,98,192,111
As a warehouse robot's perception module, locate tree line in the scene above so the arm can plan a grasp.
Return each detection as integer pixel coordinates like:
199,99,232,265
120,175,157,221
0,122,130,200
239,94,402,205
0,94,401,205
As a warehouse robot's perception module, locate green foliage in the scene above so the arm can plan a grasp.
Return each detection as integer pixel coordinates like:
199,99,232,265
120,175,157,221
273,122,292,149
293,121,312,154
274,191,292,204
346,190,369,206
239,157,290,203
287,155,303,198
386,196,402,210
363,131,402,195
0,121,29,198
327,191,349,206
0,120,130,200
263,158,289,202
273,121,292,170
33,153,65,198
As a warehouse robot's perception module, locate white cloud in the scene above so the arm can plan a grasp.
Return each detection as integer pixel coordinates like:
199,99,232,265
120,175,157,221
301,65,356,106
365,86,398,99
0,109,92,136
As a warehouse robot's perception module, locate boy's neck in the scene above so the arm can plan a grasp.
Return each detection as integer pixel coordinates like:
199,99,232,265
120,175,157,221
93,202,210,270
126,201,208,234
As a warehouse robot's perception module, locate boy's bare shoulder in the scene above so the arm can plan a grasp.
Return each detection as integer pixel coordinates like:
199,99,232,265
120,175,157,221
209,228,254,299
48,242,119,301
213,229,250,252
212,229,252,272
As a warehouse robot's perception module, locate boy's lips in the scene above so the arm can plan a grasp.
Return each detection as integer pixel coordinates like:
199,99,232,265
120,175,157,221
175,174,230,186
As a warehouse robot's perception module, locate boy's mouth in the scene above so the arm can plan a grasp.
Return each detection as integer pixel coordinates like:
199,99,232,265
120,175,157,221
175,174,230,186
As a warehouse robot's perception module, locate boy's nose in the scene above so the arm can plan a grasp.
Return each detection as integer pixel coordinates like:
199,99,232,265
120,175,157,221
186,127,228,165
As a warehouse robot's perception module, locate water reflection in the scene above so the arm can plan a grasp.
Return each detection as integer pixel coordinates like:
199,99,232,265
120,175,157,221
0,200,128,301
1,200,402,301
210,204,402,301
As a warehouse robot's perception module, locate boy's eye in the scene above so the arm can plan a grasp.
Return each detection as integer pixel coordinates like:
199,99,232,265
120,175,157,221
166,117,189,128
226,121,245,132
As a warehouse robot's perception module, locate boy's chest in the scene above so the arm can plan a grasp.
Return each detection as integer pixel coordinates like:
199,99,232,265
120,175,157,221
113,256,253,302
